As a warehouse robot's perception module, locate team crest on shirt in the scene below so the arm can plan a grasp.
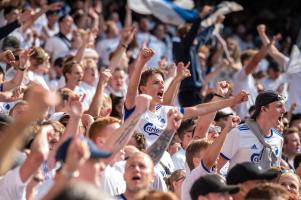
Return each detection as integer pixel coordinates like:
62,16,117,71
250,153,260,163
144,122,160,136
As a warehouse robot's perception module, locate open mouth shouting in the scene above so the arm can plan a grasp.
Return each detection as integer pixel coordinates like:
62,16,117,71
157,91,164,99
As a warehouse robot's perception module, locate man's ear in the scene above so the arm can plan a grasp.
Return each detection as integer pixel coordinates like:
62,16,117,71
139,85,147,94
260,106,267,112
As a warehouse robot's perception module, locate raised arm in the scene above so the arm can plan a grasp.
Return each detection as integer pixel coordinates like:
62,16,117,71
19,125,50,182
163,62,191,105
108,26,136,71
179,6,212,51
0,86,51,174
147,109,182,165
244,41,273,75
202,115,240,169
73,31,89,63
0,20,20,40
125,48,154,109
257,24,288,67
86,69,112,117
124,4,132,28
42,136,90,200
183,90,248,120
22,2,63,31
1,50,30,91
194,81,231,139
104,94,152,156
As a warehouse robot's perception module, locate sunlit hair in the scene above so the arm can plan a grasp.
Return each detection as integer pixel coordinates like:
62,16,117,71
87,116,120,142
138,69,165,94
186,139,210,171
165,169,186,192
245,183,290,200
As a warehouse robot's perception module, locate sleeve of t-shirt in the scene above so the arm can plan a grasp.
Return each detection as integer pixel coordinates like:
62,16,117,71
220,128,239,161
0,167,26,200
123,105,135,121
175,106,185,114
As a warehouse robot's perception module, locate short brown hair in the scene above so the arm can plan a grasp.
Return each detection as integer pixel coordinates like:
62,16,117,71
62,61,82,81
186,139,210,171
165,169,186,192
87,117,120,142
284,127,299,144
245,183,290,200
30,47,48,65
40,120,65,136
138,69,165,94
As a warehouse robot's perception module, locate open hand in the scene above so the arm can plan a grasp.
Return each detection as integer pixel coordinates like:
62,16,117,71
121,26,136,46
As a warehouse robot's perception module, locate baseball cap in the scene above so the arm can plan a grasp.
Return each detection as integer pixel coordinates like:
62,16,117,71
226,162,278,185
190,174,239,199
55,137,112,163
255,90,284,111
214,108,234,121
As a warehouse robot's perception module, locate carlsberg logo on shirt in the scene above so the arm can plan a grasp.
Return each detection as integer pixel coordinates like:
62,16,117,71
144,122,160,136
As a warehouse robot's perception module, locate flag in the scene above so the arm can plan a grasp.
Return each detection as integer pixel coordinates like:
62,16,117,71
287,45,301,74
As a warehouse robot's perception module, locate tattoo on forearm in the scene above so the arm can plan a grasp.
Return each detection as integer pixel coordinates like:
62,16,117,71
114,112,141,146
147,129,175,165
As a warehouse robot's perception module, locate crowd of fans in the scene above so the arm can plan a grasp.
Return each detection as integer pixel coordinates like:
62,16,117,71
0,0,301,200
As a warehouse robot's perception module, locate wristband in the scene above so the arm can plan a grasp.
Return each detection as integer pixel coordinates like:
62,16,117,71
213,93,225,99
18,67,26,71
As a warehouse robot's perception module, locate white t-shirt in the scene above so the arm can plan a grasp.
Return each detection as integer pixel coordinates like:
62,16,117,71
261,74,287,92
124,105,184,147
152,164,168,192
181,160,211,200
25,71,49,90
35,177,54,200
100,164,126,196
232,69,257,119
45,35,71,63
0,167,27,200
220,123,283,170
172,148,186,170
96,37,120,66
